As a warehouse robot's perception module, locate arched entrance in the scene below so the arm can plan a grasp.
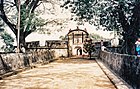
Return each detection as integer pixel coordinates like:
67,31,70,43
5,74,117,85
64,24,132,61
66,27,89,56
75,46,82,55
77,48,82,55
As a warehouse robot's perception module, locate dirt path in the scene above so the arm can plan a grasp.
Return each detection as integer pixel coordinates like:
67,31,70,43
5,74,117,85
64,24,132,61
0,58,116,89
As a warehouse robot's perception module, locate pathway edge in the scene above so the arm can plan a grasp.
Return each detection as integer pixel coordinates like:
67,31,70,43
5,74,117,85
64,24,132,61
96,59,133,89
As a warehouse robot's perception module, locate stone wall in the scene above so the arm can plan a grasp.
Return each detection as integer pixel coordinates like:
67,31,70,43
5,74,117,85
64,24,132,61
53,49,68,58
99,51,140,89
26,48,68,58
0,50,55,75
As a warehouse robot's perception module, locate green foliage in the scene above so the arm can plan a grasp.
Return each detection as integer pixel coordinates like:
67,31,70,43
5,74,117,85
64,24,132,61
89,33,103,41
62,0,97,24
62,0,140,36
83,42,95,53
83,40,96,59
0,32,14,52
0,0,40,48
83,38,96,56
96,0,140,54
63,0,140,54
20,5,39,33
59,35,66,40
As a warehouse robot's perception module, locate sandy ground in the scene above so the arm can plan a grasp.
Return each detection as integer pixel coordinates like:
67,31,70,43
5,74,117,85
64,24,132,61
0,58,116,89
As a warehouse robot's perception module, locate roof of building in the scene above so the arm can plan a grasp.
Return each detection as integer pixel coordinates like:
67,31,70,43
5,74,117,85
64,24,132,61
67,26,89,36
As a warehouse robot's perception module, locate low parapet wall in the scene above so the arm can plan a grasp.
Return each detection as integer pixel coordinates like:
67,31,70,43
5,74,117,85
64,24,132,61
0,50,55,75
99,51,140,89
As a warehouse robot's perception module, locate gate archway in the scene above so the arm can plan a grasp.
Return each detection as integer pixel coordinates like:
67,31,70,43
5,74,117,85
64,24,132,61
66,27,89,56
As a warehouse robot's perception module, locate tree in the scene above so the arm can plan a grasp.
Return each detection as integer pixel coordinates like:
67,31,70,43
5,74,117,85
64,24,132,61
62,0,140,55
61,0,97,25
83,38,95,59
0,18,14,52
0,0,41,50
97,0,140,54
0,0,70,52
89,33,104,41
1,32,14,52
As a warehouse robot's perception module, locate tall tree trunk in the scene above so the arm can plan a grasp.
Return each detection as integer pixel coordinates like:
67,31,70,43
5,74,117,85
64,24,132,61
16,32,26,52
117,4,137,55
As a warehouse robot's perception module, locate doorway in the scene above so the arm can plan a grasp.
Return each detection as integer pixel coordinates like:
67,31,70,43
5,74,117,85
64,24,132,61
77,48,82,55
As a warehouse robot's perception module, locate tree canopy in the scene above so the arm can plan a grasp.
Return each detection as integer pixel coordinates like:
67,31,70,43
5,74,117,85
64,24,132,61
1,32,14,52
0,0,68,51
0,0,41,47
89,33,104,41
62,0,140,54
